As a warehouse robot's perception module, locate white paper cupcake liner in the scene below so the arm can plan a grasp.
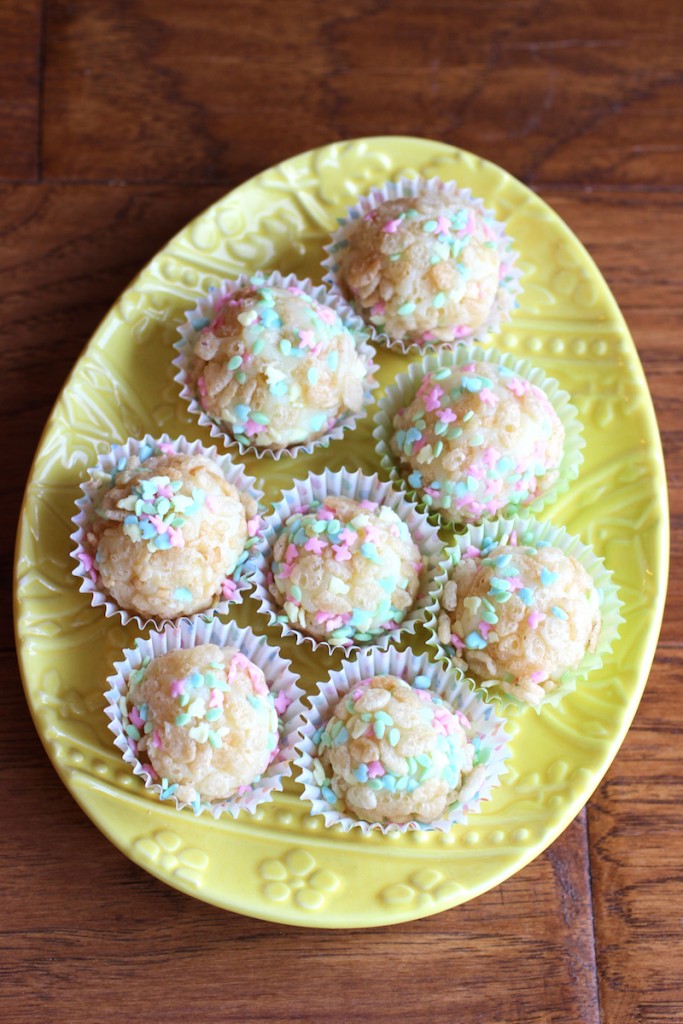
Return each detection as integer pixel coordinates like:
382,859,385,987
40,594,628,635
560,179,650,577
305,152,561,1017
173,270,379,460
252,468,449,654
294,646,510,834
105,617,305,818
372,345,585,529
425,514,623,711
322,176,522,354
70,433,264,628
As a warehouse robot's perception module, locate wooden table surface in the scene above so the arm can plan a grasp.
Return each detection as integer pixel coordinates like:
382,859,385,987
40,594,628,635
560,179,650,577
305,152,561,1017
2,2,681,1021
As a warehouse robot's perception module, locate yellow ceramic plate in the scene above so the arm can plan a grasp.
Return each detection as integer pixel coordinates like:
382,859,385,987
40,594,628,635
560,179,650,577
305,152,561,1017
14,137,668,927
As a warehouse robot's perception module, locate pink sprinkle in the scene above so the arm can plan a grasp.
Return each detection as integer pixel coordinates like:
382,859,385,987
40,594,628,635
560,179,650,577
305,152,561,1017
436,407,457,424
228,652,251,685
454,324,471,337
167,526,184,548
482,446,500,469
479,621,492,639
507,576,524,592
158,443,175,454
170,679,185,698
382,218,402,234
287,286,304,296
157,484,175,500
141,762,157,780
274,691,290,715
423,385,444,412
247,516,260,537
528,611,546,629
304,535,327,555
333,544,352,562
205,494,219,513
422,331,438,342
277,563,294,579
78,551,95,572
285,543,299,563
197,375,207,402
367,760,385,778
338,527,356,545
510,530,518,546
506,376,530,397
299,329,315,349
149,514,168,534
467,463,486,481
222,577,238,599
362,522,381,544
317,507,334,520
529,670,548,684
479,387,500,407
370,301,386,316
318,306,337,325
208,688,223,709
244,419,266,437
152,729,162,749
451,633,465,650
464,545,481,558
359,499,378,511
129,706,144,729
436,215,451,235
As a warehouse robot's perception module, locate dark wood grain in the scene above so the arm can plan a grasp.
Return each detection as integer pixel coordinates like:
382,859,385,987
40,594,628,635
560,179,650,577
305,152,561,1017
2,2,682,1021
588,654,683,1024
0,1,41,180
41,0,683,188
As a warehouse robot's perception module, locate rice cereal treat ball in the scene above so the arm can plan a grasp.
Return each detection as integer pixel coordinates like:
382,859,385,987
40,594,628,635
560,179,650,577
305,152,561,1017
391,361,564,524
338,194,500,345
437,539,602,705
124,644,279,808
316,674,475,824
188,283,368,449
269,496,422,646
86,448,258,620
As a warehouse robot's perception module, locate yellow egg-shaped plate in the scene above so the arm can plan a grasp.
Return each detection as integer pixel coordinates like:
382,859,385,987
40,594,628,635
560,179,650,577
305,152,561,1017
14,137,668,927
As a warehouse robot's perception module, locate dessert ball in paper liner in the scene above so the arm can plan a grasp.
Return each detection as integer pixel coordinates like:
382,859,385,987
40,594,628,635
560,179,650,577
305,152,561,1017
427,516,622,710
295,647,510,834
174,271,378,459
252,469,448,653
70,435,263,627
323,177,521,352
373,345,584,528
105,618,304,818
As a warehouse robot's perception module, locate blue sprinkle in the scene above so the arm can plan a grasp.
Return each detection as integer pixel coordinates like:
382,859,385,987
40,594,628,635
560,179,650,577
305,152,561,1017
465,631,487,650
541,568,559,586
173,587,192,602
551,605,568,620
518,587,535,606
414,675,431,690
138,444,154,462
234,403,250,422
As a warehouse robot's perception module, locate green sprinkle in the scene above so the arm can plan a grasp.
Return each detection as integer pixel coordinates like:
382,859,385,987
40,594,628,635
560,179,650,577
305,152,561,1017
175,713,191,727
397,302,416,316
423,219,438,232
307,366,319,386
433,292,446,309
227,355,243,371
